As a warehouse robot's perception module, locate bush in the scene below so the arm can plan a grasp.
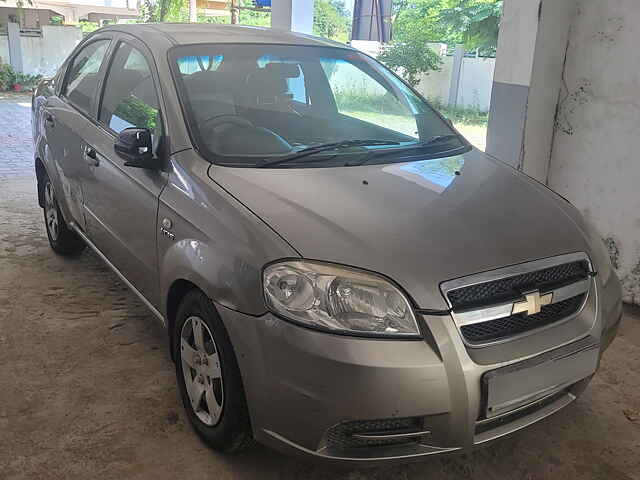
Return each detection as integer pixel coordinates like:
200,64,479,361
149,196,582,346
79,20,101,34
14,72,43,90
378,41,443,87
0,59,42,91
0,61,17,91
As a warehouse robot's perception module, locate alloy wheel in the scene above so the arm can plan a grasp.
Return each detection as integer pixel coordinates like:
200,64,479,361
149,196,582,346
44,182,60,242
180,316,224,426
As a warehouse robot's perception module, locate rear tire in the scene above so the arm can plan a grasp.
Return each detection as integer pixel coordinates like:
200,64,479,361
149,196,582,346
174,290,253,453
42,173,85,256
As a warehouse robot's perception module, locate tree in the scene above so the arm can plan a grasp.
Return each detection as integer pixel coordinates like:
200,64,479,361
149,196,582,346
378,40,442,87
377,0,446,87
313,0,351,43
440,0,503,50
391,0,452,44
138,0,173,22
389,0,502,49
377,0,502,85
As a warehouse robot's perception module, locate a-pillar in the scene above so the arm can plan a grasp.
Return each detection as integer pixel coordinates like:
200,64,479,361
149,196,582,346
271,0,314,34
486,0,575,182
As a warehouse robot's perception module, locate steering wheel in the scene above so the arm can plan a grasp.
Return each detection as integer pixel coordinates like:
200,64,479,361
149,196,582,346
200,114,254,130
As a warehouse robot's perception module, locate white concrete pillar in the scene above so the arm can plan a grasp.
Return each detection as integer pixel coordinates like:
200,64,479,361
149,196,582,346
7,23,23,74
448,45,464,107
271,0,314,34
486,0,576,181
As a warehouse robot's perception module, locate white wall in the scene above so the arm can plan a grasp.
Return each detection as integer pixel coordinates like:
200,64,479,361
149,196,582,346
0,36,9,64
457,57,495,111
548,0,640,304
416,54,452,107
17,26,82,76
415,50,495,111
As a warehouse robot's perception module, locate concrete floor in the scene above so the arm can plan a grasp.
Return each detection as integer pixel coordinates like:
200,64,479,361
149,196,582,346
1,97,639,479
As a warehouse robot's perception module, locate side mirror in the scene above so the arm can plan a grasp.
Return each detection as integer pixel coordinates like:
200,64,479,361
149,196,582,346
114,128,157,169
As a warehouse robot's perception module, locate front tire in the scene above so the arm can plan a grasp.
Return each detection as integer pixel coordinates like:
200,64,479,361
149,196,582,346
42,174,85,256
174,290,253,453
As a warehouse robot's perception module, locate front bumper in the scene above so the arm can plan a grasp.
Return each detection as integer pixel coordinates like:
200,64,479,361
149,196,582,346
218,272,622,466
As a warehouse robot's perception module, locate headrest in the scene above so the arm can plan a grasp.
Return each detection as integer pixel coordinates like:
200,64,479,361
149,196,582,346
245,67,289,97
263,62,301,78
184,70,237,96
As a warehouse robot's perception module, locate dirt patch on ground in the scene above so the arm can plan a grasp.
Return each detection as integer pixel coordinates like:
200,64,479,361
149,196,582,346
1,176,639,480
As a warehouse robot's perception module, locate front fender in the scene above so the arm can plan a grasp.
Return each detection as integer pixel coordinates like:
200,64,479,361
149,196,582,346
157,151,299,318
160,238,266,315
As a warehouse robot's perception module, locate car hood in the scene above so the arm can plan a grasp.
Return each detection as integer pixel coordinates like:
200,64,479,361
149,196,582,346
208,149,591,310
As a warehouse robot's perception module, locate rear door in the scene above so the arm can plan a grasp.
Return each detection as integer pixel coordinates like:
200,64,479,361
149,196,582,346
44,36,113,228
81,36,168,306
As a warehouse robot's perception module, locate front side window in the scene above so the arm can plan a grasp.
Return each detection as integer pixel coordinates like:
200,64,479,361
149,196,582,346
99,42,161,137
64,39,110,114
171,44,466,168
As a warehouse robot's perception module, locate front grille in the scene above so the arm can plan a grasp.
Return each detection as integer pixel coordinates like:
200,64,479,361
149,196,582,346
326,417,423,450
460,294,586,344
447,260,589,310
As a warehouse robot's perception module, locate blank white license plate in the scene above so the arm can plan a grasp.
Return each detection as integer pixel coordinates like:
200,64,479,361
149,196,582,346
483,338,600,419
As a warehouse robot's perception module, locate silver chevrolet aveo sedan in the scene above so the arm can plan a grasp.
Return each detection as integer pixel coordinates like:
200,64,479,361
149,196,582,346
32,24,622,465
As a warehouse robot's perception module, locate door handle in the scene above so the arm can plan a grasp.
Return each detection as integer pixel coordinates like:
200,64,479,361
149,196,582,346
44,113,55,127
84,146,100,167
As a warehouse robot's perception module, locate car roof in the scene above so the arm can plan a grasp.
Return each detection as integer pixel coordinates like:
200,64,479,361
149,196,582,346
100,23,353,50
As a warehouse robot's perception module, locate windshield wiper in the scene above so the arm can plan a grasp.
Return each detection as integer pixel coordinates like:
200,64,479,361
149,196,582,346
347,134,465,167
420,134,462,147
258,139,400,168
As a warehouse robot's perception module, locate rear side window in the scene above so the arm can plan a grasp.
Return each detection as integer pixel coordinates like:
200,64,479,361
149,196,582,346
99,42,161,136
64,40,110,115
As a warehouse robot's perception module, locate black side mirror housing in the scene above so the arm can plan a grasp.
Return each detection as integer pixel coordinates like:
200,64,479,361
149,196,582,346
114,128,158,169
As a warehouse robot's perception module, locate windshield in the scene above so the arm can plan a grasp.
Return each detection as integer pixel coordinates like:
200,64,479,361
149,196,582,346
170,44,468,167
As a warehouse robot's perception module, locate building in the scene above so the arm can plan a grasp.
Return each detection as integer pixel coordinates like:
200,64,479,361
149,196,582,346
0,0,138,29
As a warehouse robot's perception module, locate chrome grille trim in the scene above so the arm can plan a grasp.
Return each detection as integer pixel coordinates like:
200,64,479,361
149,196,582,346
441,252,594,346
452,278,591,327
441,252,592,298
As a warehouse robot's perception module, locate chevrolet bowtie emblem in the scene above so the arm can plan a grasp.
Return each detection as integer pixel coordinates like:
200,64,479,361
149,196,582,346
512,291,553,316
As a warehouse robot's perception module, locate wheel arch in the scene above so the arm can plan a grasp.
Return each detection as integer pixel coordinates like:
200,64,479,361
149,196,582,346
35,157,47,208
166,278,201,360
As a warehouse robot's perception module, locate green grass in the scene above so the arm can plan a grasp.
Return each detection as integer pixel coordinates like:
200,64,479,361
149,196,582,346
430,101,489,127
341,110,418,137
342,109,487,151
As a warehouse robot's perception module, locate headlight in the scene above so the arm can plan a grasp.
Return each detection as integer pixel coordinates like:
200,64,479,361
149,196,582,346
263,260,420,338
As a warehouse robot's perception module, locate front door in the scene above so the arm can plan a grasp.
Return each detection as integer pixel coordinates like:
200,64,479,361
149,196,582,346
81,39,167,306
45,38,112,229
